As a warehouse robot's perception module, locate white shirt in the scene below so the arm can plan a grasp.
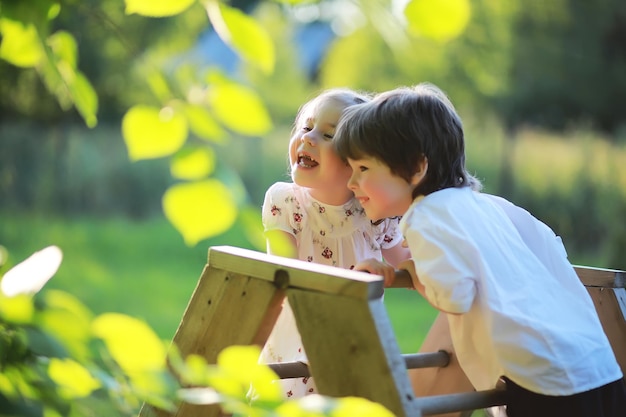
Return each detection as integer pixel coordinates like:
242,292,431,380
260,181,403,397
400,186,622,395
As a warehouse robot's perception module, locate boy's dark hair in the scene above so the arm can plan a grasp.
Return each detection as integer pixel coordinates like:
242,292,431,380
334,83,481,199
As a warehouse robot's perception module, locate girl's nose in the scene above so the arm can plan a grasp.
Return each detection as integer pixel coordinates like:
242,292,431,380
301,131,317,146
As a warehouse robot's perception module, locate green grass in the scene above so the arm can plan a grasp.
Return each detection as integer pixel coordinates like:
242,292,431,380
0,211,435,352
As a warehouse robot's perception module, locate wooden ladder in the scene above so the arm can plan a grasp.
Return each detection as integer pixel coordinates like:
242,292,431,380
138,245,626,417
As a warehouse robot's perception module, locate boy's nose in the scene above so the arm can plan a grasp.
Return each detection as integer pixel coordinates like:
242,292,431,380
347,173,357,190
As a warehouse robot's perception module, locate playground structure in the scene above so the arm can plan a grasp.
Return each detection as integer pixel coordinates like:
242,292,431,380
139,245,626,417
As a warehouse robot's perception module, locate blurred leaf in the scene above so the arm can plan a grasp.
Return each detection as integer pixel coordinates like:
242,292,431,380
37,290,92,361
276,395,333,417
162,180,238,246
24,327,68,358
265,231,297,259
207,82,272,136
92,313,167,374
0,18,43,67
182,104,227,144
331,396,396,417
0,294,34,323
0,390,43,417
204,0,275,74
38,31,98,127
0,246,62,297
48,358,100,399
405,0,471,42
178,387,223,405
170,147,216,180
146,71,173,103
215,345,282,402
179,354,214,386
239,206,266,252
125,0,196,17
47,30,77,68
122,105,188,160
66,70,98,128
0,0,58,27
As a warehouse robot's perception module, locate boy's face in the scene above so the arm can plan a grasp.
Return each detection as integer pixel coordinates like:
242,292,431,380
346,156,418,220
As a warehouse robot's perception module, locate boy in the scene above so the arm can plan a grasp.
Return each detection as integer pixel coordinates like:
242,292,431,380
333,83,626,417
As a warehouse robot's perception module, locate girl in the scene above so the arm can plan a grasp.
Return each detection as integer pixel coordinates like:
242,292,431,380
333,83,626,417
260,88,409,398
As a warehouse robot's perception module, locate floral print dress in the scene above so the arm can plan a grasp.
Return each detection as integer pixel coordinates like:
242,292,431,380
259,181,403,398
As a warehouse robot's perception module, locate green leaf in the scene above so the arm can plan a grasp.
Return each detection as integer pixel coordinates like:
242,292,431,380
182,104,227,144
24,327,69,358
239,206,267,252
69,70,99,128
125,0,196,17
207,83,272,136
0,294,34,324
404,0,471,42
0,0,58,29
38,290,92,361
170,147,216,180
162,180,238,246
122,105,188,160
47,30,77,68
37,31,98,127
331,397,396,417
48,358,101,399
92,313,167,373
215,345,282,402
0,19,43,67
204,0,275,74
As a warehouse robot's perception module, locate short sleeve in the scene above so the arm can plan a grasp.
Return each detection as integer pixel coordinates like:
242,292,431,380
402,216,477,314
262,182,299,235
374,217,404,249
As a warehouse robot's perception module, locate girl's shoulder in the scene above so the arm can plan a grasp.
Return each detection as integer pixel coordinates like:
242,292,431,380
265,182,307,204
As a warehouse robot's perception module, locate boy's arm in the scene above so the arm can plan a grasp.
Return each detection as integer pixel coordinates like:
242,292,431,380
397,259,461,315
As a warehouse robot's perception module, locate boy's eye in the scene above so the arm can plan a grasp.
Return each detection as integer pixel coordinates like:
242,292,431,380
358,165,368,172
302,126,312,132
323,133,334,140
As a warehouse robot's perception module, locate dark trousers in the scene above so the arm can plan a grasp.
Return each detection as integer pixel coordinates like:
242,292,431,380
503,376,626,417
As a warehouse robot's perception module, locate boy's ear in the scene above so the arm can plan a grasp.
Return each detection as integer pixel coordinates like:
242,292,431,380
410,157,428,185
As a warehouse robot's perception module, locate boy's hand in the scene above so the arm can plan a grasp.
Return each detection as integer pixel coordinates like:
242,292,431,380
398,259,429,299
354,258,396,287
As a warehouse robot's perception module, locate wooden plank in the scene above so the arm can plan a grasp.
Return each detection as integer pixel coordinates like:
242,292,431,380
208,245,384,299
586,287,626,376
140,264,283,417
288,288,419,417
574,266,626,288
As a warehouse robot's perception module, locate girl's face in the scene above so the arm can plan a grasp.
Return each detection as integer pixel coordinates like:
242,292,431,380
346,156,420,221
289,99,353,205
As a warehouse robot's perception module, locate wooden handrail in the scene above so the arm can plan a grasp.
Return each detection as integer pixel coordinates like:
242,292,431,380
389,266,626,289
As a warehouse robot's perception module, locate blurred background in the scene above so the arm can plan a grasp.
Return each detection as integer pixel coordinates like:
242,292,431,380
1,0,626,353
